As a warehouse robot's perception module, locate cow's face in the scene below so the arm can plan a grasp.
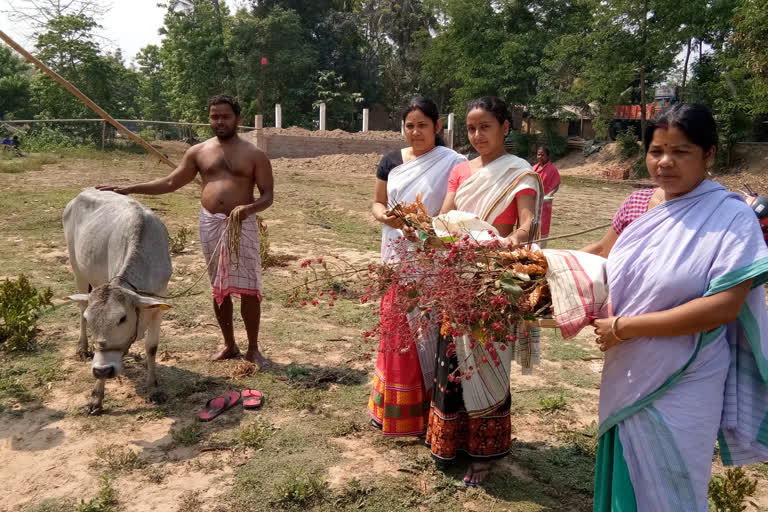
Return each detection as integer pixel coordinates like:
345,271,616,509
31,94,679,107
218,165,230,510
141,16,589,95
68,285,169,379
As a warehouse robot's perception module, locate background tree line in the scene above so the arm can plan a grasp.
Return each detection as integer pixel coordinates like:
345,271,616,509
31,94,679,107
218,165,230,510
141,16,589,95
1,0,767,148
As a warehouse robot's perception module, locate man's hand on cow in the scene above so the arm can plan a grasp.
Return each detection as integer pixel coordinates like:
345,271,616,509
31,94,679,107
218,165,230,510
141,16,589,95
95,185,130,195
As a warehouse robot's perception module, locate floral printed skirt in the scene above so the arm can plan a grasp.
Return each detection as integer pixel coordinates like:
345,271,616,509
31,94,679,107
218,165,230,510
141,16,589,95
424,334,512,460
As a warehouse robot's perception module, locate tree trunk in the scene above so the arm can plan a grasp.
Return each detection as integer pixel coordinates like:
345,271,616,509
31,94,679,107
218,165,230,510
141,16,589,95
639,0,649,145
681,38,692,101
640,68,647,145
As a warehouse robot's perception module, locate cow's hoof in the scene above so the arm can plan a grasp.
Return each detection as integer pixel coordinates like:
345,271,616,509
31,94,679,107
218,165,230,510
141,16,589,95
76,350,93,361
87,404,104,416
149,391,167,404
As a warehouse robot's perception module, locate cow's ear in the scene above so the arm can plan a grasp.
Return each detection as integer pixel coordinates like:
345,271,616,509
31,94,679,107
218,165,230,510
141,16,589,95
66,294,89,305
137,295,171,311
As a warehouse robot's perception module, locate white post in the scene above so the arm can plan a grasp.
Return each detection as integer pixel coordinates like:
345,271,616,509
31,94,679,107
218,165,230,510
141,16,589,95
362,108,369,132
255,115,264,129
319,102,326,131
447,113,455,149
400,119,404,136
275,104,282,129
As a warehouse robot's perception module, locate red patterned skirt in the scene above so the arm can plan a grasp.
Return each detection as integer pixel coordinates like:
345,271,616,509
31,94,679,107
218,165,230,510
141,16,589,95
425,334,512,460
367,285,430,436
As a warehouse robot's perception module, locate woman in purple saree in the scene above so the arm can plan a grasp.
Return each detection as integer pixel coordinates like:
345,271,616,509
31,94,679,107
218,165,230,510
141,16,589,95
582,104,768,511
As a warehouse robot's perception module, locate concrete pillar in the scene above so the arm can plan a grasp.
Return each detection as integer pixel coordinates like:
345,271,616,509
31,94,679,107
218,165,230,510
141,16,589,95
275,104,282,129
255,115,264,129
319,102,326,131
362,108,369,132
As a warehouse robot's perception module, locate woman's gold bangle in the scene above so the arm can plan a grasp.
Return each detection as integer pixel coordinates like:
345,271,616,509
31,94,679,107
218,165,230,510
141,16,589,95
611,316,628,342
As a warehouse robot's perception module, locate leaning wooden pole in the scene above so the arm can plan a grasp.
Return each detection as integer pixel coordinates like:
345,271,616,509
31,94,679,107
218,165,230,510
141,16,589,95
0,30,177,169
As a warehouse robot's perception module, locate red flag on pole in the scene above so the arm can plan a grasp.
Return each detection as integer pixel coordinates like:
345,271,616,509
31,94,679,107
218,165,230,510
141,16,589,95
261,57,268,65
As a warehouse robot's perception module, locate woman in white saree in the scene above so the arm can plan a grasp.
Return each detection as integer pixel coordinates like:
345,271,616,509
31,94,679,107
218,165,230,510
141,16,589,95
425,96,544,486
367,97,466,437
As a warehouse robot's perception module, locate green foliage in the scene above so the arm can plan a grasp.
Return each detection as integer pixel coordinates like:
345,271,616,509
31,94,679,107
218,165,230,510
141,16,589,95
239,419,277,449
21,126,95,152
171,423,202,446
158,0,235,122
0,275,53,351
92,445,147,473
708,467,758,512
138,128,157,141
507,132,536,159
76,476,119,512
539,393,568,412
0,44,33,119
230,6,317,127
29,13,139,146
5,0,765,166
273,471,327,508
168,227,192,254
313,70,364,130
616,128,640,159
631,155,650,179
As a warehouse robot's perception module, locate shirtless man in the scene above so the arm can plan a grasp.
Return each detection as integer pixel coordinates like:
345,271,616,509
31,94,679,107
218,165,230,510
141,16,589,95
98,95,273,365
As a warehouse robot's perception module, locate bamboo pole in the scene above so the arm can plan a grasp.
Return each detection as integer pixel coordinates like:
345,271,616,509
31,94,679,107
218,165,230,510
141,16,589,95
1,118,255,130
0,30,177,169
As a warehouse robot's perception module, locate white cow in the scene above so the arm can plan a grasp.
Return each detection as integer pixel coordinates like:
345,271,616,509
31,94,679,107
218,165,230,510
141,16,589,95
63,188,173,415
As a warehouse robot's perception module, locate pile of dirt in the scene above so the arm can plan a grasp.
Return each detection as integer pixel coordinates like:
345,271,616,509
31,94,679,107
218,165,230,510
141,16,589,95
256,126,402,140
272,153,383,175
556,143,636,179
556,141,768,193
716,143,768,192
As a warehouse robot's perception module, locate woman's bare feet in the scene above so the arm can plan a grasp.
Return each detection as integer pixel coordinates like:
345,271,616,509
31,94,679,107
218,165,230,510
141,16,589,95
210,345,241,360
463,461,492,486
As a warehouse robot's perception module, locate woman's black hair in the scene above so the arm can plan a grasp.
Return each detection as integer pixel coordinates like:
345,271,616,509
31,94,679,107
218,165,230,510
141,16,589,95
402,96,444,146
466,96,512,130
537,146,550,156
644,103,718,153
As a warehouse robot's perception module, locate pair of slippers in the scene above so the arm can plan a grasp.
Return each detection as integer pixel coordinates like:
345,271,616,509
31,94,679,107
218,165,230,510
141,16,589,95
199,389,263,421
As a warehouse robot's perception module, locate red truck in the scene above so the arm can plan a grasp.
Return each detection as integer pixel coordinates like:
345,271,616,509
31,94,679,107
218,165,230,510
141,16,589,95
609,87,678,140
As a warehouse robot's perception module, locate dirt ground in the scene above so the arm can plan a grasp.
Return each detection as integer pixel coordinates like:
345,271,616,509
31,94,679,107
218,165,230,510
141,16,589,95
557,141,768,194
1,146,767,511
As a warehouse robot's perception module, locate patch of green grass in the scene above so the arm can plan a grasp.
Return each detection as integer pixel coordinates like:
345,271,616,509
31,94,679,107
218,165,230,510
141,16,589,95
239,419,276,449
172,423,203,446
0,153,59,174
558,422,599,458
749,462,768,478
329,418,364,437
512,440,596,498
304,200,380,251
539,393,568,412
325,299,376,328
273,471,328,509
560,367,600,389
92,445,147,473
510,387,574,414
546,338,595,361
284,363,311,380
76,476,119,512
284,389,324,411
